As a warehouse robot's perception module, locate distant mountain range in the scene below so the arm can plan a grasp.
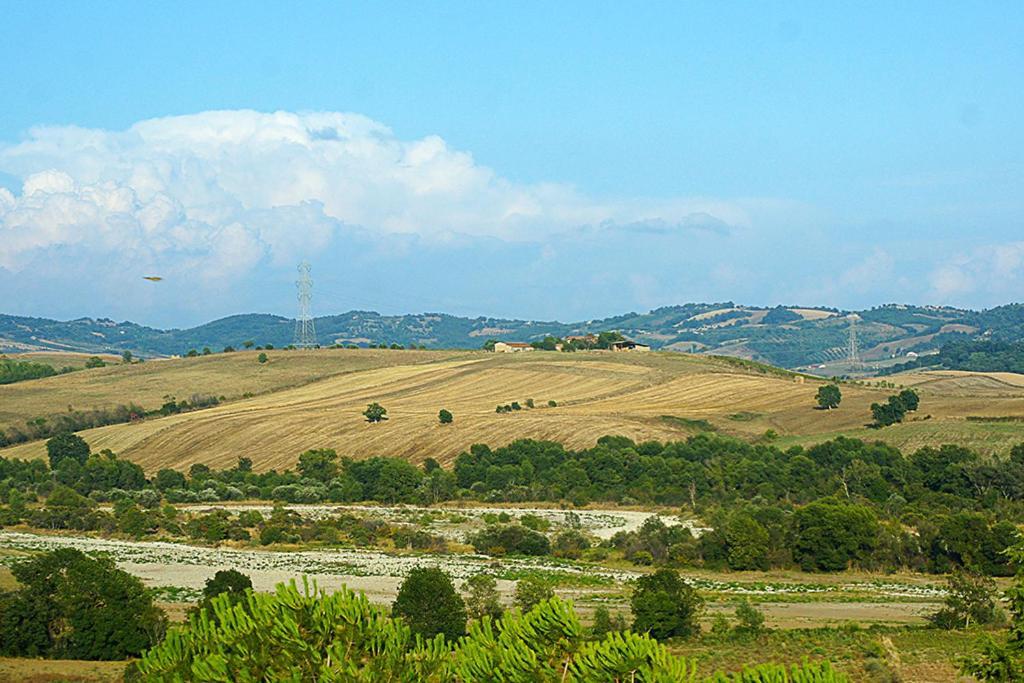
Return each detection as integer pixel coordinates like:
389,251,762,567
3,303,1024,370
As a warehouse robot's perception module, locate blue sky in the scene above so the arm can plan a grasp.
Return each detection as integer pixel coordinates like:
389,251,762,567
1,1,1022,326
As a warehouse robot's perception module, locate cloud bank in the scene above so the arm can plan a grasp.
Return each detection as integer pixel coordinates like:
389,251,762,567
0,110,748,281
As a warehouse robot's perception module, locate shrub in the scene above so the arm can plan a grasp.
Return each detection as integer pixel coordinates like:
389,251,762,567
462,573,503,621
630,569,704,640
514,577,554,612
392,567,466,640
439,408,453,424
733,598,766,635
470,524,551,556
193,570,252,624
929,570,998,629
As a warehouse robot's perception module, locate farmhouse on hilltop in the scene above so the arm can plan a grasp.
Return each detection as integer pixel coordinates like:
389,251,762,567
609,339,650,352
492,341,535,353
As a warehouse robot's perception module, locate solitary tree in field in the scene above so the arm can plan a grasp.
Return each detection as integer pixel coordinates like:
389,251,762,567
438,409,453,425
257,352,268,364
121,350,133,364
816,384,842,410
364,402,388,423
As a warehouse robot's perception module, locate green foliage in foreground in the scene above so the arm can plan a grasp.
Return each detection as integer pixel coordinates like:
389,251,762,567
961,541,1024,680
135,580,848,682
0,548,165,660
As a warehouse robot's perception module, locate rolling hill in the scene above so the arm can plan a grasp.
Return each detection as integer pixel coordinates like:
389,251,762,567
3,347,1024,474
3,302,1024,370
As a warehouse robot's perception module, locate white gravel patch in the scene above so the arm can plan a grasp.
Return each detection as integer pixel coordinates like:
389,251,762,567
173,503,703,540
0,530,637,600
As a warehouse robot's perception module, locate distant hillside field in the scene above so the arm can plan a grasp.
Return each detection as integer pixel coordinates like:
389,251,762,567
3,302,1023,370
3,348,1024,473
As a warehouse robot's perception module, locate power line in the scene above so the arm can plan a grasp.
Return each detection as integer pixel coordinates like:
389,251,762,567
847,314,860,366
293,262,317,348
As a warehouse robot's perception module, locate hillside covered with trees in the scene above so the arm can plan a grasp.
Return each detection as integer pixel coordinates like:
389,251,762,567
3,302,1023,369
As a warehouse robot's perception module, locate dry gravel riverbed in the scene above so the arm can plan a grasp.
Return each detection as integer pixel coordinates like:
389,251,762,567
0,530,637,603
0,529,946,610
171,503,704,540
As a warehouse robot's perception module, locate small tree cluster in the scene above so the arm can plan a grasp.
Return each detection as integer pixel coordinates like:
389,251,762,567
871,388,919,427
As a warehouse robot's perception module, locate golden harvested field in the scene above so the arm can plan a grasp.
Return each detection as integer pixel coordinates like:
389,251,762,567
0,348,466,427
12,351,123,369
3,349,1024,472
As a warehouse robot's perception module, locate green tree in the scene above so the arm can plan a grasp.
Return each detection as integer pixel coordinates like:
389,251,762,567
816,384,842,410
194,570,253,623
121,350,133,364
898,387,920,412
243,340,255,349
930,570,998,629
590,606,614,639
46,432,90,469
630,569,704,640
871,396,907,427
0,548,165,660
363,402,388,423
595,331,626,349
297,448,339,483
438,408,453,425
960,541,1024,680
792,499,879,571
724,512,770,571
392,567,466,640
514,577,554,612
462,573,503,622
155,468,186,491
733,598,766,636
84,356,106,368
257,352,268,363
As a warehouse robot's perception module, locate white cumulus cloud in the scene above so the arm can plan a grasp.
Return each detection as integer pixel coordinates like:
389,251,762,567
0,109,749,279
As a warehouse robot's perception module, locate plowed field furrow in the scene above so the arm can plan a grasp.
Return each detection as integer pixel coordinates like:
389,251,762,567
4,349,1024,470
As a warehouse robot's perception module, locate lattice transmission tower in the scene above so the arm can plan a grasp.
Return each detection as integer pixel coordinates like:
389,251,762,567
847,314,860,366
293,261,317,348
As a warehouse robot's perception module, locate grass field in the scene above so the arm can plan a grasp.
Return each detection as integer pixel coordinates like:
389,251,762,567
3,348,1024,473
0,657,126,682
